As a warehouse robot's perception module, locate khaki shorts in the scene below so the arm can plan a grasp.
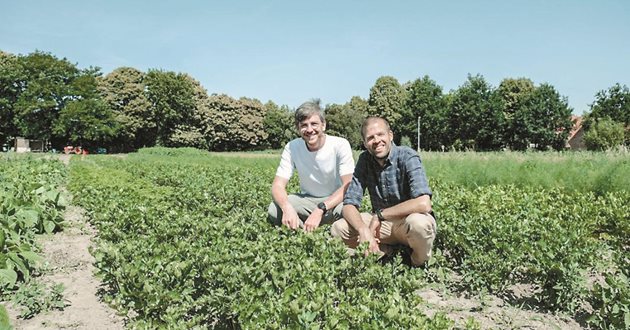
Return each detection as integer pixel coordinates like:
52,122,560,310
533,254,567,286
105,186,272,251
267,194,343,227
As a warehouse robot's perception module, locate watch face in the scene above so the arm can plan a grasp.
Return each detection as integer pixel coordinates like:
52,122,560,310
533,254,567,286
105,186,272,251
318,202,326,211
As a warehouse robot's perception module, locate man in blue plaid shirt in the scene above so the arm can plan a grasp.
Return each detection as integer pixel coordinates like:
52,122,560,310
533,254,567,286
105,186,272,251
331,117,437,266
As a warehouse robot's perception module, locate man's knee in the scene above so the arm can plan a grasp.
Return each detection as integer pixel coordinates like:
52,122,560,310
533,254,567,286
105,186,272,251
330,219,349,239
405,213,436,266
268,194,305,226
406,213,436,239
267,202,281,226
330,219,360,248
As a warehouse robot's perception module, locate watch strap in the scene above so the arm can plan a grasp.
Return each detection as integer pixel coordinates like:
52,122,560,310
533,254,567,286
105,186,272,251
376,208,385,221
317,202,327,212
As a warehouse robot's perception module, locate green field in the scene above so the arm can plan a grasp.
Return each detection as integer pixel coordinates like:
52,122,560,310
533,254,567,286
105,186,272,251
2,149,629,329
423,151,629,194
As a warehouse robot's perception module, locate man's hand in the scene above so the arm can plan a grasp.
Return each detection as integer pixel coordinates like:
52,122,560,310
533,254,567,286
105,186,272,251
303,208,324,232
281,205,300,230
358,227,380,255
369,214,381,242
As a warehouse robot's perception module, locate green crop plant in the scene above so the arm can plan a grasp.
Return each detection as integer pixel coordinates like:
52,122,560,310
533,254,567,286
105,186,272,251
66,148,629,328
1,157,66,291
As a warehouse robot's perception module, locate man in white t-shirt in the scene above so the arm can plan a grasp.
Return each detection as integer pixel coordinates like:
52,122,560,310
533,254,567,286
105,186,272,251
268,99,355,232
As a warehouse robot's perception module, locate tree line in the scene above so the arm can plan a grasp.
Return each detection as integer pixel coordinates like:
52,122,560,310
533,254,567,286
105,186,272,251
1,50,628,152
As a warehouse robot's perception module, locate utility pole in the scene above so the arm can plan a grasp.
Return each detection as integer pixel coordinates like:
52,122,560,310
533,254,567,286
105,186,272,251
417,116,421,152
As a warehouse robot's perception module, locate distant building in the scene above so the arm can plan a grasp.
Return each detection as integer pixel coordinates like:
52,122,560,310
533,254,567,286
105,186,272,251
567,115,585,150
14,137,30,153
13,137,46,153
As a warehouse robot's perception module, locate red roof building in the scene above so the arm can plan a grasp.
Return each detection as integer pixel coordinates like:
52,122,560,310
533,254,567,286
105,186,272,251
567,115,586,150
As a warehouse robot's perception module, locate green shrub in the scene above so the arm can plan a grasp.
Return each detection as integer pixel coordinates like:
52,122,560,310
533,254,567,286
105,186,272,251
584,118,625,151
588,270,630,330
400,136,413,148
0,158,66,291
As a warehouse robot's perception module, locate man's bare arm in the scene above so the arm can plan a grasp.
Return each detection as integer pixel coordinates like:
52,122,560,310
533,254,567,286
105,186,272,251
321,174,352,209
303,174,352,232
342,204,379,252
271,176,299,229
378,195,432,221
271,176,290,208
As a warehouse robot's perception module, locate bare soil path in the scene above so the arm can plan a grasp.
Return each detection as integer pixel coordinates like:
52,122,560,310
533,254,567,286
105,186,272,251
3,154,124,329
416,287,583,329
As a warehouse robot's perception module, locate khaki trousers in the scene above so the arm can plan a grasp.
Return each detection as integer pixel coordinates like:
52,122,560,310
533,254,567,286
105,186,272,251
267,194,343,227
330,212,437,266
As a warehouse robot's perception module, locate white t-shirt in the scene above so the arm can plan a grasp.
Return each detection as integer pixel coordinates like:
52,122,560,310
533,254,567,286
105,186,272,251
276,135,355,197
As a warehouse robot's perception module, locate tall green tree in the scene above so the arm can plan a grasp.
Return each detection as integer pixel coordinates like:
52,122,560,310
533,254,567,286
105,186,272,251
98,67,153,151
53,67,118,148
203,95,268,151
325,96,367,149
588,83,630,126
367,76,407,142
346,95,369,116
403,75,447,150
53,99,118,148
13,51,80,142
586,83,630,145
497,78,535,149
0,51,24,147
167,75,211,149
262,101,294,149
145,70,197,146
447,74,504,150
512,83,573,150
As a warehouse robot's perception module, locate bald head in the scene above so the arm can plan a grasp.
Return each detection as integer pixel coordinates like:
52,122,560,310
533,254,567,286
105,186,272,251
361,117,391,140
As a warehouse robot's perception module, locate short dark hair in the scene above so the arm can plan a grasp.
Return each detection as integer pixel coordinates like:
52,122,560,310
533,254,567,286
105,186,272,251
295,99,325,126
361,116,391,140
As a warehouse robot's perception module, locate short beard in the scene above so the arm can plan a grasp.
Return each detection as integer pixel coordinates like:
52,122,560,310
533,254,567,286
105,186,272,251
370,151,388,160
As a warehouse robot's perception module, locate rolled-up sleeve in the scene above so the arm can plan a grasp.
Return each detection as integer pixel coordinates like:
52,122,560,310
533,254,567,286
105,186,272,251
404,151,432,198
343,153,367,207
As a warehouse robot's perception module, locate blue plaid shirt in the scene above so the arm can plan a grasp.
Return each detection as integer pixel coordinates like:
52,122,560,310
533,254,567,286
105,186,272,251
343,144,432,212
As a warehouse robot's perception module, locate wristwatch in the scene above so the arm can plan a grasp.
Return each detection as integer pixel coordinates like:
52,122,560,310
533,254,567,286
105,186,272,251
317,202,327,213
376,208,385,221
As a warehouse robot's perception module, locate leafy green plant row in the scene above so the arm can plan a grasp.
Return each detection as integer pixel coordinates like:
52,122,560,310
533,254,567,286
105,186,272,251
69,152,629,329
0,157,67,291
432,180,628,315
69,157,454,329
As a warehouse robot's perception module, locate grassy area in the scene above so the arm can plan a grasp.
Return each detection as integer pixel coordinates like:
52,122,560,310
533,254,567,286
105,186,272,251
421,151,629,194
133,148,630,194
258,148,629,194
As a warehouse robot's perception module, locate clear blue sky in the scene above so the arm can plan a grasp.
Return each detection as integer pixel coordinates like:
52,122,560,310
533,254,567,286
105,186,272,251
2,0,629,114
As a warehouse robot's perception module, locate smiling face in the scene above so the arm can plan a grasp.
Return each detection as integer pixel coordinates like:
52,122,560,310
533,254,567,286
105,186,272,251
362,118,393,164
298,114,326,151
